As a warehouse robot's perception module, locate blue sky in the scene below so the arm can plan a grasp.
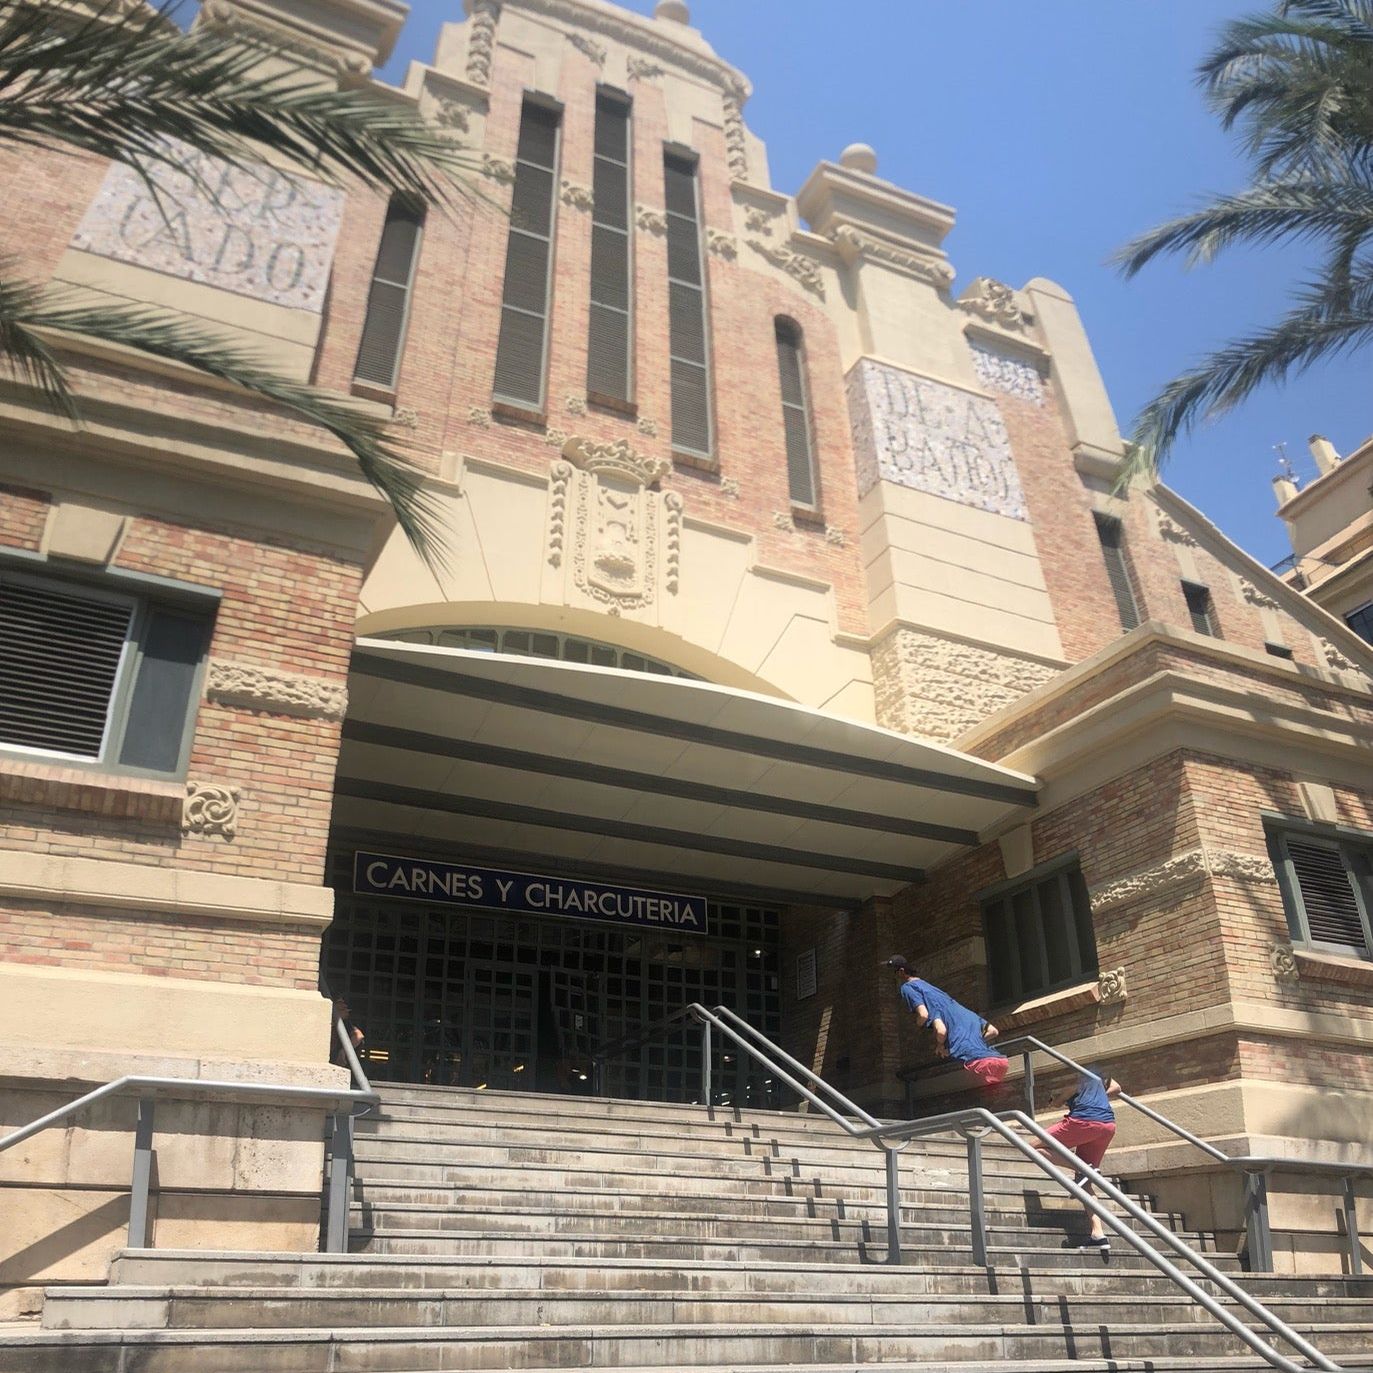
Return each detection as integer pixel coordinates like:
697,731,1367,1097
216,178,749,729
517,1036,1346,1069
383,1,1369,568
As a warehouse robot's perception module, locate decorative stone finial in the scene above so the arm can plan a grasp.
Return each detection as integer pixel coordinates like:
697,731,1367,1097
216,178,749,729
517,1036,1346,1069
654,0,689,21
839,143,878,175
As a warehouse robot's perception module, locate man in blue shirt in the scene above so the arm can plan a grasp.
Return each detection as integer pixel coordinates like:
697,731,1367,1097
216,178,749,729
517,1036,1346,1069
1034,1064,1121,1251
884,956,1007,1090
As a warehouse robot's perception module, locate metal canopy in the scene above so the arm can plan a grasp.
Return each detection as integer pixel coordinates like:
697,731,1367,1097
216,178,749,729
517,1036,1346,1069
336,639,1039,909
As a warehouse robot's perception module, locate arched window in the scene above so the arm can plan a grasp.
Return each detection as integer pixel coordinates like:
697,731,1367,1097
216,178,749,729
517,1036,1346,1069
354,196,425,389
774,318,817,509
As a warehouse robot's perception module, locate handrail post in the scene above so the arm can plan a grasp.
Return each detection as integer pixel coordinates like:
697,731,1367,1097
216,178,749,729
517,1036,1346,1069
1245,1168,1274,1272
1341,1175,1362,1277
325,1107,354,1255
965,1128,988,1267
127,1095,155,1249
1023,1050,1035,1117
884,1146,902,1265
701,1015,712,1108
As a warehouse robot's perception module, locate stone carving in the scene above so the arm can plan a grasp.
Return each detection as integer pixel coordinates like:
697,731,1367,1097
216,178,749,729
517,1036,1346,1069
481,154,515,184
560,180,594,212
959,276,1029,332
824,526,846,547
664,492,683,593
547,460,572,567
550,437,677,612
706,229,737,260
969,342,1044,405
544,427,569,447
871,627,1059,742
637,416,659,437
567,31,606,65
393,406,419,430
722,84,749,180
1323,641,1358,673
829,225,954,287
434,99,471,135
206,660,348,721
1239,577,1281,611
636,204,667,235
846,358,1029,520
771,510,794,531
468,406,492,428
1090,847,1277,913
466,0,500,85
1096,967,1128,1004
745,206,777,236
1271,943,1300,981
182,782,241,839
746,239,825,298
1155,510,1197,546
719,476,740,497
627,56,666,81
70,138,346,313
564,393,587,416
1209,850,1279,884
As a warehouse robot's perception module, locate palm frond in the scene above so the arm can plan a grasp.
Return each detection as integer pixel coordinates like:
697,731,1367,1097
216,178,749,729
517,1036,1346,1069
0,268,78,420
0,274,450,569
0,0,480,213
1122,272,1373,483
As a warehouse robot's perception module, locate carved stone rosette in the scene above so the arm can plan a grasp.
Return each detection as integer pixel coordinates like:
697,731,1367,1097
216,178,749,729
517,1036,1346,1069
183,782,241,839
547,438,680,614
1271,943,1299,981
1096,967,1128,1005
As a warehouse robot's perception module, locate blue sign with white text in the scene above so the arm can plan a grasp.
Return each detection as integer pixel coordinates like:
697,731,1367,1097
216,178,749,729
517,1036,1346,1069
352,851,708,935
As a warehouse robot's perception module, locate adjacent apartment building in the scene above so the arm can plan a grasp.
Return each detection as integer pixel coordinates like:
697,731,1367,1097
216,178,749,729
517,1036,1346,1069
1,0,1371,1299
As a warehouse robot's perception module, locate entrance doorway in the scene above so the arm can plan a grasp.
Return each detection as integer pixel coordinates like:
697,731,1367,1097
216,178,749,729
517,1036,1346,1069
323,847,783,1106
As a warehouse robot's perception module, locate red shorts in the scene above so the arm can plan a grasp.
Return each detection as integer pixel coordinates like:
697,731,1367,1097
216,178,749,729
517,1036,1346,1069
963,1056,1009,1088
1046,1115,1116,1169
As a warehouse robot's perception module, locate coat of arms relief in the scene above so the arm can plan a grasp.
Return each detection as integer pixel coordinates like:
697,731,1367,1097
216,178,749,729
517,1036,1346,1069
547,437,682,615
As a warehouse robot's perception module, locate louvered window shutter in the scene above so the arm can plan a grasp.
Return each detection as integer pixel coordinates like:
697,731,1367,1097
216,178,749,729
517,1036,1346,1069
1182,581,1219,637
494,101,561,408
1287,838,1370,953
775,321,817,507
354,198,425,388
587,90,633,404
1093,512,1140,631
0,577,133,758
663,150,712,457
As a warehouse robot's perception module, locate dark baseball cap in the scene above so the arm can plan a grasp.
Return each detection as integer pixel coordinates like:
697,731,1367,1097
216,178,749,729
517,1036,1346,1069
881,955,910,972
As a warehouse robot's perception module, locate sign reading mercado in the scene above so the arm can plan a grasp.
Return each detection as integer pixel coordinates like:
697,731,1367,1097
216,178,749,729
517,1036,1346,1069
353,852,708,935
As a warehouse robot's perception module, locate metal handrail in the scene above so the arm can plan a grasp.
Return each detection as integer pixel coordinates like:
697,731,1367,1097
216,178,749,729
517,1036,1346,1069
603,1003,1341,1373
1002,1033,1372,1276
0,1044,379,1255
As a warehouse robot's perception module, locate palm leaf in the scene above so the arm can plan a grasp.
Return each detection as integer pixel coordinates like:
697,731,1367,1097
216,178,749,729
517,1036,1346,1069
0,273,451,570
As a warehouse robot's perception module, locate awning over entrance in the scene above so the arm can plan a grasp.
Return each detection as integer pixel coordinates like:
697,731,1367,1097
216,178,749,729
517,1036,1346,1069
336,640,1039,910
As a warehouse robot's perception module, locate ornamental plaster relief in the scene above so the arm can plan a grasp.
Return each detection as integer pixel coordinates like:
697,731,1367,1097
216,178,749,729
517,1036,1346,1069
566,31,606,66
465,0,500,86
206,660,348,721
1088,846,1277,913
722,85,749,180
829,225,954,288
846,358,1030,519
182,781,241,839
871,628,1058,742
546,437,678,616
1271,943,1299,981
958,277,1030,332
1096,967,1128,1005
745,239,825,298
969,343,1044,405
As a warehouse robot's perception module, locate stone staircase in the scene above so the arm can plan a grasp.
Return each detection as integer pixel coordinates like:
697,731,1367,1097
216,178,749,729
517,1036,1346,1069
3,1081,1372,1371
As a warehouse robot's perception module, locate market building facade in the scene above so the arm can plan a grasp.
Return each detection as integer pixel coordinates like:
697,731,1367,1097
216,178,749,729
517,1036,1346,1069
1,0,1372,1304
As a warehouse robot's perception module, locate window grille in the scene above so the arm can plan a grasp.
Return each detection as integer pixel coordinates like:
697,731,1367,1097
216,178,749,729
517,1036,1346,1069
663,149,712,458
1269,824,1372,957
1092,512,1140,631
981,859,1098,1005
354,197,424,388
494,100,561,409
775,319,817,508
0,570,213,777
587,89,633,405
1181,581,1219,637
379,625,698,679
1346,602,1373,646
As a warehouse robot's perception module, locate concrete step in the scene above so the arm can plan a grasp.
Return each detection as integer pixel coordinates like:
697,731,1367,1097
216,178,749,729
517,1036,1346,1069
41,1282,1373,1332
5,1318,1370,1371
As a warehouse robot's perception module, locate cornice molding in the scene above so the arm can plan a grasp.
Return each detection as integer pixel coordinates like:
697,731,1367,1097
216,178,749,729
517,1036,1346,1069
829,225,953,287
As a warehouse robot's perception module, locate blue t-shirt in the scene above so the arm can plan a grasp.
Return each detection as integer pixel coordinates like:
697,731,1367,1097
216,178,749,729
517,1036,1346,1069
899,978,1003,1066
1066,1068,1115,1123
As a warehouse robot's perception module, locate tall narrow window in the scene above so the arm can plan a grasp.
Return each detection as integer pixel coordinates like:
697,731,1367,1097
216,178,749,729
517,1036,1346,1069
587,89,633,406
1182,581,1219,637
493,99,561,410
1092,512,1140,631
775,319,818,509
354,197,424,389
663,148,712,459
1347,602,1373,645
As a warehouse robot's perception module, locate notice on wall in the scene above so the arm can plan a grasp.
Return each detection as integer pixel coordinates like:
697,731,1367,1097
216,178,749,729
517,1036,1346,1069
70,138,346,312
353,851,709,935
